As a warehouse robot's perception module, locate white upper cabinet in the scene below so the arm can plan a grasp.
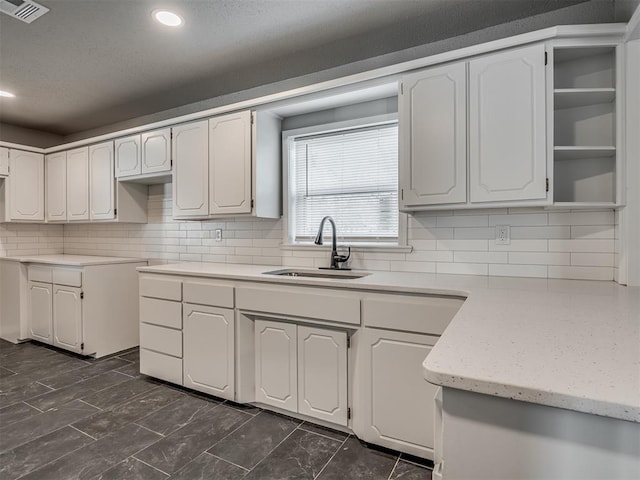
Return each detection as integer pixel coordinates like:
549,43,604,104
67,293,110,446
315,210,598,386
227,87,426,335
66,147,90,221
88,141,115,220
114,135,141,178
400,62,467,207
209,111,252,215
142,128,171,174
469,43,547,203
46,151,67,222
0,147,8,177
8,150,45,221
172,120,209,218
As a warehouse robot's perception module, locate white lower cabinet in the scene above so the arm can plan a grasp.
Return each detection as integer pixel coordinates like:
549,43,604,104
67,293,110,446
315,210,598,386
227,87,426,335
254,319,298,412
28,281,53,344
52,284,83,353
357,328,440,459
297,325,348,426
183,303,235,400
254,319,349,426
28,280,83,353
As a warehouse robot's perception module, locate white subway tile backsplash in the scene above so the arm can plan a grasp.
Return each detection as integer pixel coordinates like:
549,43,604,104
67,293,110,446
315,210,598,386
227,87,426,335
510,226,570,239
489,240,548,252
571,225,615,239
508,252,570,266
488,264,548,278
453,251,508,264
488,213,548,226
0,181,615,282
436,262,488,276
570,253,615,267
549,239,614,253
436,215,488,227
548,266,613,281
437,239,489,251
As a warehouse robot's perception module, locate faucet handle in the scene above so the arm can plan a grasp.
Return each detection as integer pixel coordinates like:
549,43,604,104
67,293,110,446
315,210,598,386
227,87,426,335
335,247,351,264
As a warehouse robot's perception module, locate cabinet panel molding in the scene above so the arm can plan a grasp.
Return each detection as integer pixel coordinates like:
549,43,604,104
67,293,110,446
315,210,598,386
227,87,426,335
28,280,53,344
53,284,83,353
9,150,45,221
66,147,90,221
469,43,547,203
142,128,171,174
115,135,141,177
297,325,348,426
89,142,115,220
400,62,467,207
183,304,235,400
46,151,67,221
254,319,298,412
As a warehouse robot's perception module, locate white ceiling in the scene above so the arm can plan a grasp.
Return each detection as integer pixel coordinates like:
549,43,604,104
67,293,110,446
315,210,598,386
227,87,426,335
0,0,633,137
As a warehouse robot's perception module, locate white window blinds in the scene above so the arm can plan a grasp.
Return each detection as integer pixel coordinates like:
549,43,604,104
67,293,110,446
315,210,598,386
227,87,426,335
291,122,398,242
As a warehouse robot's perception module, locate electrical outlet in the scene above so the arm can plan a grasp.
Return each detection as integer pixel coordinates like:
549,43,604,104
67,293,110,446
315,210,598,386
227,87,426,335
215,229,223,241
495,225,510,245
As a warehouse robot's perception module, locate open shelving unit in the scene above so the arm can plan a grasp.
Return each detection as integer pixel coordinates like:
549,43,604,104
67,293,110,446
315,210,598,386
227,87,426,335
552,46,617,206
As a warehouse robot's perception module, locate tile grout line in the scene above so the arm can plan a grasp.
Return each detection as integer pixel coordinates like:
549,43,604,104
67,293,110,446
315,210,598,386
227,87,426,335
244,420,306,474
68,423,97,441
22,400,44,413
387,455,401,480
132,456,171,476
313,433,351,479
205,451,250,473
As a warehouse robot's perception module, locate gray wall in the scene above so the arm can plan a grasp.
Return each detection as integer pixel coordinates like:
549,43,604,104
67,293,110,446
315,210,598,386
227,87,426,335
62,0,615,144
0,123,64,148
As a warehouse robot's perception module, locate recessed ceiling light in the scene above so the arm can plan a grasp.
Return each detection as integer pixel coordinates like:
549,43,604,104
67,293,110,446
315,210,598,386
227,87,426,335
0,90,15,98
153,10,183,27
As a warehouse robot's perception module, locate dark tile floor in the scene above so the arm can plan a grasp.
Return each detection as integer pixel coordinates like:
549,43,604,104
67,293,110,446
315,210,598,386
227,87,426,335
0,340,433,479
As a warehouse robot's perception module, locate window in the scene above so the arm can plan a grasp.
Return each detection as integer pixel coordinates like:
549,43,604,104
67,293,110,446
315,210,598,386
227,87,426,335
285,117,399,245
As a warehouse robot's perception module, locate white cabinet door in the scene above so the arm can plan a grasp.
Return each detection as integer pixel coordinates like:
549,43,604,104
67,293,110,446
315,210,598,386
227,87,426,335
400,62,467,207
89,142,115,220
254,319,298,413
297,325,348,426
9,150,45,221
53,284,83,353
46,152,67,221
142,128,171,174
183,304,234,400
172,120,209,217
358,328,440,459
209,111,252,215
115,135,141,178
0,147,8,176
28,281,53,344
469,43,547,203
66,147,89,221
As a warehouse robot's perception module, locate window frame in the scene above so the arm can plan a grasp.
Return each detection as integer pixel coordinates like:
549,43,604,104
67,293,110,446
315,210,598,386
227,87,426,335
282,113,409,251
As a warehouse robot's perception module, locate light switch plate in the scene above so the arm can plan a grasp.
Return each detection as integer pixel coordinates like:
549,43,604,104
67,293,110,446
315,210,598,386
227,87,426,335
215,229,223,241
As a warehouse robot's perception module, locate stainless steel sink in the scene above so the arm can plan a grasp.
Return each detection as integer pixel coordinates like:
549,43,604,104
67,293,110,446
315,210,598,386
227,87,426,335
263,268,369,280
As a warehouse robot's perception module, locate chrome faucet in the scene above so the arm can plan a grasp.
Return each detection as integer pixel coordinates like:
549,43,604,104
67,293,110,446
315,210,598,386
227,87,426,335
314,216,351,270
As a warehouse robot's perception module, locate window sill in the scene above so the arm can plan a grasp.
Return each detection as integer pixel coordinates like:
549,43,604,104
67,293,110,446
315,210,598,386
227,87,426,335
280,243,413,254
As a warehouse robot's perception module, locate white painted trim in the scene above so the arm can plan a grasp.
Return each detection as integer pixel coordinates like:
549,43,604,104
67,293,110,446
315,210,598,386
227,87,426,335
619,38,640,286
0,142,46,154
625,3,640,41
36,24,625,155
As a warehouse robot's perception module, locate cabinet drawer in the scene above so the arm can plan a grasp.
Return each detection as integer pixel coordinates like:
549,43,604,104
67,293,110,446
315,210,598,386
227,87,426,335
140,275,182,301
52,268,82,287
183,280,234,308
362,294,464,336
140,348,183,385
140,297,182,329
237,285,360,325
140,323,182,358
28,266,52,283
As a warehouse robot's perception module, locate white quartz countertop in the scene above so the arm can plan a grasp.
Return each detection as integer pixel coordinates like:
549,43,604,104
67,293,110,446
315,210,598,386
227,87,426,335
138,262,640,423
2,254,147,266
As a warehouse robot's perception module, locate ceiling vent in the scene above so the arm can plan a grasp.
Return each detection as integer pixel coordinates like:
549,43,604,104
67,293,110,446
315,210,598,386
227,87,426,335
0,0,49,23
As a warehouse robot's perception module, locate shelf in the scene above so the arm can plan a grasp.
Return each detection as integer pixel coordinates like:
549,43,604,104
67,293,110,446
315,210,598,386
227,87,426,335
553,88,615,109
547,202,618,210
553,146,615,160
117,171,172,185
